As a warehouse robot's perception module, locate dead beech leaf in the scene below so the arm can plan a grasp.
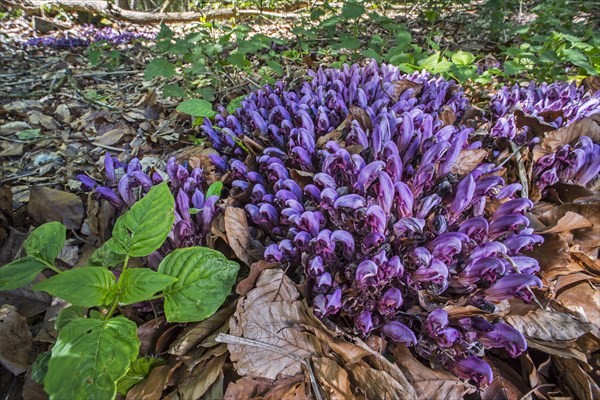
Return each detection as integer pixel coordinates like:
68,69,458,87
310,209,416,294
137,317,167,356
506,309,594,342
558,282,600,329
95,127,126,146
450,149,488,175
0,304,35,375
582,75,600,94
391,344,475,400
312,357,354,399
526,234,582,281
228,269,322,379
533,114,600,161
391,79,422,99
169,302,235,356
126,364,171,400
547,183,594,204
440,107,456,127
481,356,531,400
553,357,600,400
170,353,227,400
539,211,593,234
349,106,372,133
0,287,51,318
28,186,84,229
236,261,280,296
224,207,263,266
515,109,557,136
0,121,32,136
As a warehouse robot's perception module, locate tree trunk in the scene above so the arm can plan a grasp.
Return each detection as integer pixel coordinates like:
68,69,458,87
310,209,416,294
3,0,308,23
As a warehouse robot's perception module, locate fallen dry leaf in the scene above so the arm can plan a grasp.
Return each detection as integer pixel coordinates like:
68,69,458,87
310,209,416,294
391,344,475,400
224,207,263,267
557,282,600,329
126,364,171,400
515,109,557,136
450,149,488,175
312,357,354,399
553,357,600,400
391,79,423,99
538,211,593,234
481,356,531,400
533,114,600,161
506,308,594,342
168,353,227,399
28,186,84,229
0,304,35,375
236,261,280,296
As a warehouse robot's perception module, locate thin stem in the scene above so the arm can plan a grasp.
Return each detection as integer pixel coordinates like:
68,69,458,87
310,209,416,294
104,254,130,321
42,260,63,274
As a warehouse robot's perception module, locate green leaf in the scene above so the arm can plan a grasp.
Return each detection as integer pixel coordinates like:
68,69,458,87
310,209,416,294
88,240,126,268
16,129,43,140
205,181,223,198
451,51,475,66
55,306,86,332
117,269,177,305
176,99,217,118
24,221,66,264
44,316,140,400
31,351,51,385
394,30,412,50
0,257,48,290
227,95,246,114
227,52,249,68
33,267,116,307
110,183,175,257
159,247,239,322
163,83,186,99
266,60,283,76
116,357,165,395
341,1,365,19
88,49,101,66
144,58,176,80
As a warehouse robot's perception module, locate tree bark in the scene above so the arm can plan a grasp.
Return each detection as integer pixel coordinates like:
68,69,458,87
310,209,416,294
3,0,308,23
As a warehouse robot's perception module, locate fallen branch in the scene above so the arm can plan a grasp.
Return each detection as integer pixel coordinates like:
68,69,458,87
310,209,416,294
3,0,308,23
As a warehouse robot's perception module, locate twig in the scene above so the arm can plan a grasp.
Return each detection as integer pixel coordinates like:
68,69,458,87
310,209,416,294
0,170,41,184
91,142,127,152
510,142,529,199
215,333,324,400
519,384,554,400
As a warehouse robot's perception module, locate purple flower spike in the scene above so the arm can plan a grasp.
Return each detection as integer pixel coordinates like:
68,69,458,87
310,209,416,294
334,194,367,211
118,174,136,205
104,153,116,183
451,356,493,387
381,321,417,346
493,198,533,219
326,288,342,315
356,310,374,334
489,214,529,237
331,230,355,259
378,287,403,315
479,322,527,358
308,256,325,277
485,273,543,303
450,174,475,216
77,174,97,191
354,161,385,193
356,260,378,287
95,186,124,208
132,171,153,192
424,309,449,336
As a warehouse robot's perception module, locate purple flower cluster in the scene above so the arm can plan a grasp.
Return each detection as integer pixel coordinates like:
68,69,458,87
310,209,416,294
490,81,600,191
200,61,544,385
24,25,155,48
78,154,219,266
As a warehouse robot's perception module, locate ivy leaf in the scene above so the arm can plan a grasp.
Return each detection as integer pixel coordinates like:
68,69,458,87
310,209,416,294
116,357,165,395
144,58,176,80
159,247,239,322
88,239,126,268
44,316,140,400
117,269,177,305
205,181,223,198
0,257,48,290
33,267,116,307
176,99,217,118
24,221,66,264
111,183,175,257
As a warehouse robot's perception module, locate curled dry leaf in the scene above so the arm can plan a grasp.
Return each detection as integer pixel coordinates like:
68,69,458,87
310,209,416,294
0,304,35,375
581,75,600,94
349,106,372,133
126,364,171,400
236,261,280,296
224,207,264,266
538,211,593,234
533,114,600,162
450,149,488,175
390,344,475,400
481,356,531,400
557,282,600,329
514,109,557,137
390,79,423,99
506,309,594,342
553,357,600,400
168,353,227,400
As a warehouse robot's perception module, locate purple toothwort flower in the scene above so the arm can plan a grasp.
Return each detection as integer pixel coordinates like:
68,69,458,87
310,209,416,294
485,274,543,302
451,356,494,387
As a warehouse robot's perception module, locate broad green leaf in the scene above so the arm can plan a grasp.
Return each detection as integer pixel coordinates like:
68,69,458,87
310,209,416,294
55,305,86,332
144,58,176,80
227,52,249,68
88,240,126,268
266,60,283,76
24,221,65,264
451,51,475,66
341,1,365,19
159,247,239,322
111,183,175,257
116,357,165,395
205,181,223,198
117,269,177,305
176,99,217,118
88,49,101,66
395,30,412,50
16,129,43,140
163,83,186,99
44,316,140,400
31,351,51,385
0,257,48,290
33,267,116,307
227,95,246,114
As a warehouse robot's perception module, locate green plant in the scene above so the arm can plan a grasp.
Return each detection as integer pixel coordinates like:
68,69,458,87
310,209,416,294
0,183,239,400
